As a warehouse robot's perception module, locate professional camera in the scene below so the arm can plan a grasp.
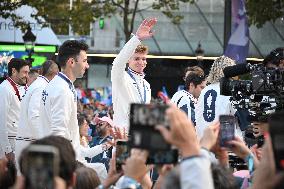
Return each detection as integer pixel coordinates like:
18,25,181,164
220,63,284,121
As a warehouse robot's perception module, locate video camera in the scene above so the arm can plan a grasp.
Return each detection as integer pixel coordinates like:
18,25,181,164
220,63,284,121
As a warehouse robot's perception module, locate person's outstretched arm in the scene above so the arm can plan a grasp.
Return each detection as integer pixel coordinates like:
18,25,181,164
111,18,157,81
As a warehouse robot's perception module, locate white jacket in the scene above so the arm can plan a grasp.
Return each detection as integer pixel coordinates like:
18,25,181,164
15,76,49,162
0,79,21,157
39,72,81,158
111,36,151,129
17,76,49,141
195,82,241,139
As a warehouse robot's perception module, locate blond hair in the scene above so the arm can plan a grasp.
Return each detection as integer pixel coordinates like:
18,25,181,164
135,44,148,54
206,55,236,84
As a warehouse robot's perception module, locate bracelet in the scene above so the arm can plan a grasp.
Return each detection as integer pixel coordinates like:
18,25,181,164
245,153,254,174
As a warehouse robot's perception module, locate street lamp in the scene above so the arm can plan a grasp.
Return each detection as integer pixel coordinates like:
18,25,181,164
195,41,204,69
22,26,36,65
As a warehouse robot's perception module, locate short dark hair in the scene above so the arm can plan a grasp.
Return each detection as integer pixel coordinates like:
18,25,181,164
20,136,76,186
8,58,29,76
263,47,284,67
77,114,86,127
42,60,57,76
57,40,88,68
74,167,101,189
185,72,205,90
0,160,16,189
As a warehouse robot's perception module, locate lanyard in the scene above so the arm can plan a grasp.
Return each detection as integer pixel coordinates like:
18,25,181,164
127,69,146,104
7,77,21,101
57,72,77,101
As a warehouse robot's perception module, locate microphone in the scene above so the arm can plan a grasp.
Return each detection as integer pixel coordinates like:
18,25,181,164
223,63,253,78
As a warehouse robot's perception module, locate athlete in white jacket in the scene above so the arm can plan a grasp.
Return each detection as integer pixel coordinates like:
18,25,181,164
0,58,29,161
111,18,157,129
15,60,59,167
39,40,89,160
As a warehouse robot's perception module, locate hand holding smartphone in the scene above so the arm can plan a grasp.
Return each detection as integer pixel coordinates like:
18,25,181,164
21,144,59,189
219,115,236,148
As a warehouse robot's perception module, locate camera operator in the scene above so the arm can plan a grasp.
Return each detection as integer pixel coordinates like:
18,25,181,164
251,47,284,150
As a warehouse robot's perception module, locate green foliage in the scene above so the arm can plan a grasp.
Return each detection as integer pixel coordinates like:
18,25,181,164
1,0,283,37
246,0,284,28
153,0,194,25
0,1,27,31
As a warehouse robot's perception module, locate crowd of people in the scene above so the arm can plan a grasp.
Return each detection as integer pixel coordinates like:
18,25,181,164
0,17,284,189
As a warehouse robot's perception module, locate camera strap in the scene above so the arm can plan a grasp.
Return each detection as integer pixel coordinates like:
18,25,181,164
127,69,146,104
7,77,21,101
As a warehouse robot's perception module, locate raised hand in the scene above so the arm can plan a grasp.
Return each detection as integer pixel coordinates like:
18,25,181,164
200,121,220,150
136,18,157,40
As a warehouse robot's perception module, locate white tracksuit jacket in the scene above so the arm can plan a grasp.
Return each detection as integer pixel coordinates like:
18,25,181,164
15,76,49,162
0,79,21,158
111,35,151,129
39,72,81,157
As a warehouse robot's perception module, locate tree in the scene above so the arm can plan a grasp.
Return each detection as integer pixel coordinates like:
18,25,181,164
0,0,195,40
91,0,195,41
0,1,28,30
246,0,284,28
1,0,283,38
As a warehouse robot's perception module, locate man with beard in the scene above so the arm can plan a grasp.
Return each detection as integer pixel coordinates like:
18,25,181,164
0,58,29,161
90,116,114,170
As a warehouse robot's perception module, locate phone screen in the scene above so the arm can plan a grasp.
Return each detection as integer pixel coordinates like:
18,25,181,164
116,140,129,172
219,115,236,147
23,145,59,189
129,103,170,151
146,149,178,164
269,112,284,171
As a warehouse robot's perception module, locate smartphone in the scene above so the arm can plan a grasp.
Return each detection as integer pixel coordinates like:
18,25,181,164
269,112,284,171
116,140,130,172
129,103,170,151
219,115,236,147
22,144,60,189
146,149,178,164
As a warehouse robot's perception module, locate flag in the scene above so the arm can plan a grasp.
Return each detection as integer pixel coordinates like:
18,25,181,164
157,86,170,103
224,0,249,64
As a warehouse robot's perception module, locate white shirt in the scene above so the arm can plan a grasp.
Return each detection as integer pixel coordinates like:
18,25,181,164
195,83,236,138
39,72,81,158
0,79,21,156
17,76,49,141
111,36,151,129
171,90,197,124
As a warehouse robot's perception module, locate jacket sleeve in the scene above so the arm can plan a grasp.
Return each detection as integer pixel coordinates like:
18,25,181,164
27,87,43,138
0,86,12,154
180,156,214,189
49,89,72,137
111,35,141,82
80,145,104,158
